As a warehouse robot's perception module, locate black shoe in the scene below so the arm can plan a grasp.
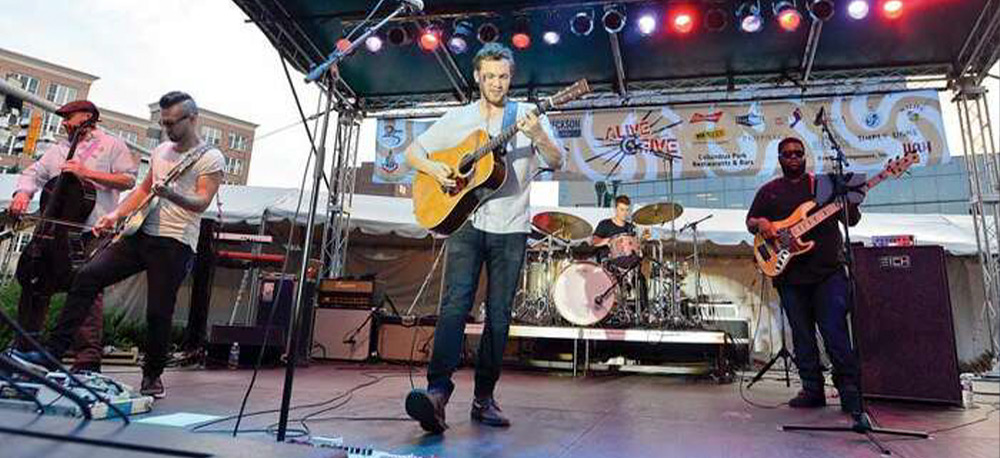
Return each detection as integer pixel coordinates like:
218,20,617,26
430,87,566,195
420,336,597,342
471,397,511,427
140,375,166,399
406,389,448,434
839,389,862,414
788,390,827,408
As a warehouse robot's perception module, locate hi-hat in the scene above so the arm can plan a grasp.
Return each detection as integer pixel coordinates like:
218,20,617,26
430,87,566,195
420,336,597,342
632,202,684,225
532,211,593,240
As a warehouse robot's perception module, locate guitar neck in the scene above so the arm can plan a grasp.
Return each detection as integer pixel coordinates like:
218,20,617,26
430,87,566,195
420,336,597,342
789,170,889,237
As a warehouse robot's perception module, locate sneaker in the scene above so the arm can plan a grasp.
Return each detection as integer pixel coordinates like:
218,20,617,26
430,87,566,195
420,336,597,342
140,375,166,399
788,390,827,408
471,397,511,427
405,389,449,434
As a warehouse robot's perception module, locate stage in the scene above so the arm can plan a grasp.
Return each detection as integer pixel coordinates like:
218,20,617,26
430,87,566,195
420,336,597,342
5,362,995,458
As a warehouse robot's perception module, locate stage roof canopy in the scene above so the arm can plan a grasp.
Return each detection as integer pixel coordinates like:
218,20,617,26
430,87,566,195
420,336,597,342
232,0,1000,111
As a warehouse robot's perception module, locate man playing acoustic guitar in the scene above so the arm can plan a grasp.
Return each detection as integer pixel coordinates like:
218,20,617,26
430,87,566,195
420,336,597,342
746,137,863,415
403,43,563,434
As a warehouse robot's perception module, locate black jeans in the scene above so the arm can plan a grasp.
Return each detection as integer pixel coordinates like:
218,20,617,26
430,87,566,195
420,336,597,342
47,232,193,378
427,223,527,399
776,269,860,394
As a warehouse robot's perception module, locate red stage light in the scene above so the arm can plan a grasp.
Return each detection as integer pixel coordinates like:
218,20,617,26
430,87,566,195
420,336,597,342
418,29,441,51
882,0,903,19
512,33,531,49
336,39,351,53
669,8,696,34
777,9,802,31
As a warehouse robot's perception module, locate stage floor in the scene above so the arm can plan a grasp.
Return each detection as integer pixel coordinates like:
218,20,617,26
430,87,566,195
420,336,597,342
10,362,999,458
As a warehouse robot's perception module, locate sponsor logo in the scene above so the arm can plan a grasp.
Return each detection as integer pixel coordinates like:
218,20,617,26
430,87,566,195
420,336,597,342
857,129,919,142
908,111,921,122
864,112,881,128
690,111,723,123
736,113,764,127
379,154,399,173
552,117,582,138
879,255,911,269
903,141,932,155
695,129,727,141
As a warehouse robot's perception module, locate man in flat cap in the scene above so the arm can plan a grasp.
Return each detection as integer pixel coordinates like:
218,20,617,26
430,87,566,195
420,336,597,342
8,99,139,373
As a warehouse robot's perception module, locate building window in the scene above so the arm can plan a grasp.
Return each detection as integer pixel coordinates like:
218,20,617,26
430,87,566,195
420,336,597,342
116,130,138,145
42,83,79,136
145,137,160,150
228,132,249,151
225,156,243,176
8,73,39,95
202,126,222,146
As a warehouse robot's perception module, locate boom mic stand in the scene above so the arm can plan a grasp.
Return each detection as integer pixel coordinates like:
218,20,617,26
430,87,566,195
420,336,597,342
780,108,928,454
275,0,422,442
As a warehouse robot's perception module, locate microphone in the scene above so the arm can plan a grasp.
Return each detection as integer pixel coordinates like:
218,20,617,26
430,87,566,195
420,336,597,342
813,107,826,126
401,0,424,11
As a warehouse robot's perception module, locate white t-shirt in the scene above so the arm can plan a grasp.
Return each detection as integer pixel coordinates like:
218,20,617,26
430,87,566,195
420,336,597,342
141,142,225,251
414,101,560,234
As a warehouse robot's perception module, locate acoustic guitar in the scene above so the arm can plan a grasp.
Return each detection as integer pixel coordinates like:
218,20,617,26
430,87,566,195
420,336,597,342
753,151,919,277
412,79,590,235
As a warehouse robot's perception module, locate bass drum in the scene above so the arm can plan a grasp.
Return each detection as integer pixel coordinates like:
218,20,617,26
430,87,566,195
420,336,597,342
552,261,616,326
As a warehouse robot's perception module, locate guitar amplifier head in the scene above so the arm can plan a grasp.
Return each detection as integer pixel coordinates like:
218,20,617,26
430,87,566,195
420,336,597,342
317,278,377,309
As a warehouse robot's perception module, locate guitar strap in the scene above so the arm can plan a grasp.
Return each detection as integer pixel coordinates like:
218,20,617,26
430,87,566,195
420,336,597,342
498,100,519,155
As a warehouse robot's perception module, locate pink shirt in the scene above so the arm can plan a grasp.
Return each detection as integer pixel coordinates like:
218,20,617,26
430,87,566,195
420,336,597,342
16,129,139,226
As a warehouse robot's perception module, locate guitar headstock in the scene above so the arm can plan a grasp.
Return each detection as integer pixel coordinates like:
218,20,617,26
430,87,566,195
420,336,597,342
883,150,921,178
545,79,591,110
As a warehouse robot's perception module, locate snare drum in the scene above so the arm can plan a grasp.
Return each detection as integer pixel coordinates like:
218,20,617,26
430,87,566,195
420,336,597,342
608,234,641,269
552,261,617,326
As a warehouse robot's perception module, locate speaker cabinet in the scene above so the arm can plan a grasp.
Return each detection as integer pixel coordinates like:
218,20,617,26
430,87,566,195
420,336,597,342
311,308,375,361
376,316,436,363
851,245,961,405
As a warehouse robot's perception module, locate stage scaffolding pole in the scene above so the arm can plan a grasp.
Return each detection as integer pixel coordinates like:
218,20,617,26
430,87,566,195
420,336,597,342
955,79,1000,372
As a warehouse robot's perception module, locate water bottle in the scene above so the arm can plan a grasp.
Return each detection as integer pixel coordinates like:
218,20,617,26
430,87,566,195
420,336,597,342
960,373,975,409
228,342,241,370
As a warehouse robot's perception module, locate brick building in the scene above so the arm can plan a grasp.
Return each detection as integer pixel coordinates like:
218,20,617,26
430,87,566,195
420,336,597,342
0,46,256,184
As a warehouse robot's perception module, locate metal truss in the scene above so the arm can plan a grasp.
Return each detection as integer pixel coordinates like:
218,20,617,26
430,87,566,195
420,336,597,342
956,0,1000,86
954,79,1000,364
319,106,362,279
361,64,953,115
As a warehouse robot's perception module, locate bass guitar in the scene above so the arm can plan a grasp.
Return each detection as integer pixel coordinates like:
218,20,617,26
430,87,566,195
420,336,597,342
412,79,590,235
753,151,919,277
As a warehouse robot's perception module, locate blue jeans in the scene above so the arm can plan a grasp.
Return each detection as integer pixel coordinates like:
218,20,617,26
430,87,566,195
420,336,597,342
776,269,859,394
427,223,527,399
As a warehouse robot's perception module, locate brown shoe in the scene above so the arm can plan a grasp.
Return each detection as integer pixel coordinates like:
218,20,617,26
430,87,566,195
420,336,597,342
405,389,449,434
140,375,166,399
471,397,511,427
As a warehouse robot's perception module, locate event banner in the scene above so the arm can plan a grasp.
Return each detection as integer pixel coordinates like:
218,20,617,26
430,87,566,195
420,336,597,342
373,90,948,183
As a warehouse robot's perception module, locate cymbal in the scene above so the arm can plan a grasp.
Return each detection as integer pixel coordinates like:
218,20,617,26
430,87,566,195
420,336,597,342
632,202,684,226
532,211,593,240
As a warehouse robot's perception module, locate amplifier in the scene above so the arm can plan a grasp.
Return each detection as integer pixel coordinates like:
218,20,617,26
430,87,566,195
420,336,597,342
317,278,376,308
376,315,437,363
311,308,375,361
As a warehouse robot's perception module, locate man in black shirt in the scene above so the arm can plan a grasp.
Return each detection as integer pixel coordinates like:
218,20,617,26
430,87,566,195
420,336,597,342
593,195,637,259
746,137,862,415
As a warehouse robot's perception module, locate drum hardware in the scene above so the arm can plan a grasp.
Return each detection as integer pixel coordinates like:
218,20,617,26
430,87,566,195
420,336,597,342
678,214,712,325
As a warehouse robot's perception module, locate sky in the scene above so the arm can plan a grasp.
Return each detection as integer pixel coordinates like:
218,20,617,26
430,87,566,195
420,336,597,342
0,0,996,207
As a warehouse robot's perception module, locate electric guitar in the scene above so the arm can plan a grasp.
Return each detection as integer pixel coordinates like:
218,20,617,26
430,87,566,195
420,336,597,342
411,79,590,235
753,151,919,277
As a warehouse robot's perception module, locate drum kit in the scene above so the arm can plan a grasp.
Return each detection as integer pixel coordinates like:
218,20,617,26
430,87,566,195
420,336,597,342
514,202,702,329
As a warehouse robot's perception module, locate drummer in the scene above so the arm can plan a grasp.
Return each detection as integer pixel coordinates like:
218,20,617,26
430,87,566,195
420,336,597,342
592,195,637,261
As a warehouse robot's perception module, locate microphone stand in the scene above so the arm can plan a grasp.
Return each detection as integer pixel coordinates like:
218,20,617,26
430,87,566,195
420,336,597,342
276,1,417,442
780,110,928,454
